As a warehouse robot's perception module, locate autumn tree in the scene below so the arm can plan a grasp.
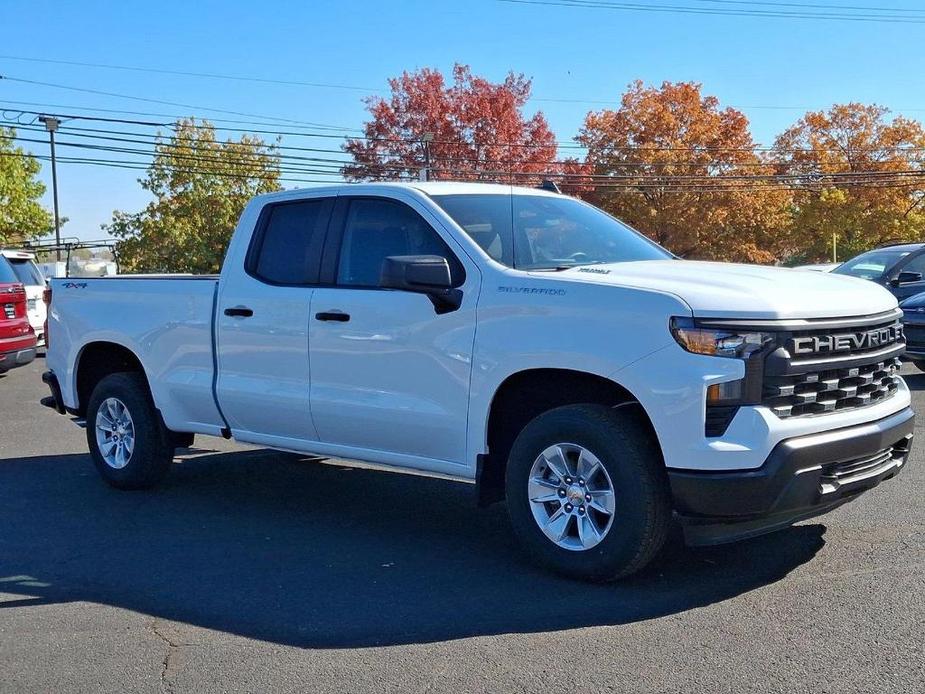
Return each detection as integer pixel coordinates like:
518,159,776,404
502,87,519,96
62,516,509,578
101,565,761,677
343,64,565,184
577,81,791,263
107,119,281,273
0,127,53,245
772,104,925,262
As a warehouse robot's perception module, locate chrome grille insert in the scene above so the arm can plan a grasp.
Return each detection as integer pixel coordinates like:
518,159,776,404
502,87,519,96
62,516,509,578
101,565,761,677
818,436,910,494
764,357,901,418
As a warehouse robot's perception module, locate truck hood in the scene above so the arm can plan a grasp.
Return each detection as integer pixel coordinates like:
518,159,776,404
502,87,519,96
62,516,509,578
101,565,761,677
549,259,898,319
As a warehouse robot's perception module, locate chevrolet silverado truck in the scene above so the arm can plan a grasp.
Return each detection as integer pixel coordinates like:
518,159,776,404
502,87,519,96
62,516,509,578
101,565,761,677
41,182,915,581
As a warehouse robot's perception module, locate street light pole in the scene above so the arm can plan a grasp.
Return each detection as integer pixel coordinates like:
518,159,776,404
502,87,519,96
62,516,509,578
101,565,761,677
39,116,62,261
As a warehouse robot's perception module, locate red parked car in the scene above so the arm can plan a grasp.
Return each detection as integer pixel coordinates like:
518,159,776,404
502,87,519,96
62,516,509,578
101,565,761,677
0,255,37,374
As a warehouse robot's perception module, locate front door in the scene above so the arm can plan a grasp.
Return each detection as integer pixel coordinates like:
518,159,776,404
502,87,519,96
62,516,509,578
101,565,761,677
889,252,925,301
216,197,332,444
308,195,478,466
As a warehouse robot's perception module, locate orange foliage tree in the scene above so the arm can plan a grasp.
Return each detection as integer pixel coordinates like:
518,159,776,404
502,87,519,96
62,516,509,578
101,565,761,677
772,104,925,262
577,81,791,263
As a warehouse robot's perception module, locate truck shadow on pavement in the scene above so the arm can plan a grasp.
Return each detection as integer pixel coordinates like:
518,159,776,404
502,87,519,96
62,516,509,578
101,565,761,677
0,448,825,648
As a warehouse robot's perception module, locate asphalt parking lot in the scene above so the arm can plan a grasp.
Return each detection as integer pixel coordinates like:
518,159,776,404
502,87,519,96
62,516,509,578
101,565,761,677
1,356,923,693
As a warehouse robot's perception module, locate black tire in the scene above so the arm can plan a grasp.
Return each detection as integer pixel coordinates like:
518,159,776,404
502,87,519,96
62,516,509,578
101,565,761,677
505,404,671,582
913,360,925,373
86,372,175,489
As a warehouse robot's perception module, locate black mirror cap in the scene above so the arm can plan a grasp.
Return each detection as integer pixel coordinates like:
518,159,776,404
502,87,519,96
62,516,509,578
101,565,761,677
380,255,463,314
380,255,453,291
896,270,924,285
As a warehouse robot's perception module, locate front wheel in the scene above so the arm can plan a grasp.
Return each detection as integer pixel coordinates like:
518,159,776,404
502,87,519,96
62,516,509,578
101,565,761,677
912,360,925,373
86,372,175,489
505,404,671,582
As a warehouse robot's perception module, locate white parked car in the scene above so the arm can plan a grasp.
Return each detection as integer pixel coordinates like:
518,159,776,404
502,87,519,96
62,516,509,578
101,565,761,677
41,183,914,581
1,250,47,346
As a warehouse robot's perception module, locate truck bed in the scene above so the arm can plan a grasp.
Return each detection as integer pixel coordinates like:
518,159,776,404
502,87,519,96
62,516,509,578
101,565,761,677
48,275,226,435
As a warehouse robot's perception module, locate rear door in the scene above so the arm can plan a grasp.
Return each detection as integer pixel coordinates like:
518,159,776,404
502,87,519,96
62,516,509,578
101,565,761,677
308,194,479,467
215,196,333,445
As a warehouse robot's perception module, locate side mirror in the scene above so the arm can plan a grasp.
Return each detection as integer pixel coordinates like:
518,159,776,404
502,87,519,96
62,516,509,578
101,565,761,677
892,271,923,286
380,255,462,314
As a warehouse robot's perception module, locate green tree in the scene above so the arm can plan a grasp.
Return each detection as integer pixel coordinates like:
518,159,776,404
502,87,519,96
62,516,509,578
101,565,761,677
106,119,282,273
0,127,53,245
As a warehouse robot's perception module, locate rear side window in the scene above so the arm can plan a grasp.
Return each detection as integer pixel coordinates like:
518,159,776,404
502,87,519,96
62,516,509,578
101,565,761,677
9,259,44,286
336,198,464,287
0,257,18,284
250,200,329,284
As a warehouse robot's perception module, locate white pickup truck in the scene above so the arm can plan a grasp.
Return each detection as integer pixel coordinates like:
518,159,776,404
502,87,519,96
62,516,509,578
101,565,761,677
42,182,914,581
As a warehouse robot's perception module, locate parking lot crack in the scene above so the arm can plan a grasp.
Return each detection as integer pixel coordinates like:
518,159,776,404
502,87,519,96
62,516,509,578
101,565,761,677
149,619,182,694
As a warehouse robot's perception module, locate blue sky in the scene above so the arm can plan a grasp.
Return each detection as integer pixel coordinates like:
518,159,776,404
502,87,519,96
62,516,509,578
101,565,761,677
3,0,925,241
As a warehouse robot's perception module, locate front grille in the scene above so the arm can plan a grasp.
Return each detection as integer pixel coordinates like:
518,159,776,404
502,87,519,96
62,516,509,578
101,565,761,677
759,312,905,419
764,357,902,418
3,303,14,319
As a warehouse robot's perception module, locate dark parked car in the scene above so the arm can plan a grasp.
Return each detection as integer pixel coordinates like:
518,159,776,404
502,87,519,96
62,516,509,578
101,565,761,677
833,242,925,301
900,291,925,371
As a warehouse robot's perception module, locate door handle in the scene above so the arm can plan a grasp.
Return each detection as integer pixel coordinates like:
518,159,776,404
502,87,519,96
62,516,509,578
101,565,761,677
315,311,350,322
224,306,254,318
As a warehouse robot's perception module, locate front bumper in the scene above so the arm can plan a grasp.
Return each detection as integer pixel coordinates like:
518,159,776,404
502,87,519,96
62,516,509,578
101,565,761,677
0,346,36,372
668,407,915,546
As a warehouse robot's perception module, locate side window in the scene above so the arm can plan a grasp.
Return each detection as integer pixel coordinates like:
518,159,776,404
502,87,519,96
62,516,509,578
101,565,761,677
250,200,328,284
336,198,464,287
899,253,925,278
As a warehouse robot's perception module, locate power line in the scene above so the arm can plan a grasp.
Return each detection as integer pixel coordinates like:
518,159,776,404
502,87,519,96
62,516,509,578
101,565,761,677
0,102,591,148
497,0,925,23
10,55,923,113
0,55,379,92
0,75,361,132
8,112,925,168
6,135,924,191
683,0,925,14
14,122,925,175
5,148,924,194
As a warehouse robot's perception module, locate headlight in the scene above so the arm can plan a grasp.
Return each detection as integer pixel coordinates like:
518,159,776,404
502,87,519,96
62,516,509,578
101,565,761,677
669,317,773,359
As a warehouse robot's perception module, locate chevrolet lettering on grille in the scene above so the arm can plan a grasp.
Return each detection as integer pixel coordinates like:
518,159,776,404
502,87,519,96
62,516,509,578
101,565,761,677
789,324,904,356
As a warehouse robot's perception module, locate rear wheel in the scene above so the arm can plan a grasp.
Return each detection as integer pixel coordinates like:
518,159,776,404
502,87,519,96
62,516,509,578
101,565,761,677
86,372,175,489
505,404,671,582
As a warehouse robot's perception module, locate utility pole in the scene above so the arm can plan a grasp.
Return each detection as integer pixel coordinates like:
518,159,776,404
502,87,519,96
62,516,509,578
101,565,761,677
419,132,434,182
38,115,62,261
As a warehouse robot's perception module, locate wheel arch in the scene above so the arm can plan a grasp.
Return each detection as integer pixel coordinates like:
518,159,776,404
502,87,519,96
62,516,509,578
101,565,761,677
73,340,151,417
477,368,661,506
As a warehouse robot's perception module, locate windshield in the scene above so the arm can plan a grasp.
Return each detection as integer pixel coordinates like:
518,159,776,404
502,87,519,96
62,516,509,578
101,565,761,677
7,258,44,286
833,249,910,280
430,193,671,270
0,257,19,284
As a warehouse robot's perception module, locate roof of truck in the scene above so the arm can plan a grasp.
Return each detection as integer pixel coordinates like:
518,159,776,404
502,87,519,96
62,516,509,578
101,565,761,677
258,180,562,203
